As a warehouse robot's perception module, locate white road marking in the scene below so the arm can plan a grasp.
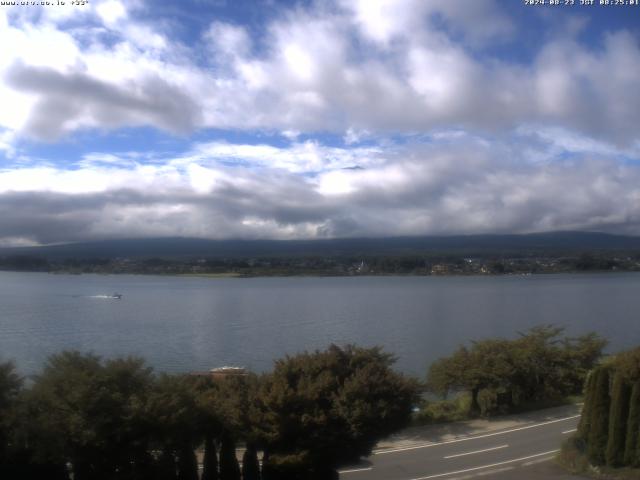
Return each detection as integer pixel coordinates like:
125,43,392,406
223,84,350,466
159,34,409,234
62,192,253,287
449,466,515,479
409,449,560,480
562,428,577,434
444,444,509,459
476,466,514,476
338,467,373,474
374,415,579,455
521,456,555,466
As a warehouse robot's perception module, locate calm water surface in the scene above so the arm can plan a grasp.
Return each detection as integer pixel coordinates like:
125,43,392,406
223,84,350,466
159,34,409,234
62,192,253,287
1,272,639,376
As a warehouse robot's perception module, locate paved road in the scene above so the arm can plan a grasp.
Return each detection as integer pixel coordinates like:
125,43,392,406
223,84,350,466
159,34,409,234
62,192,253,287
339,411,581,480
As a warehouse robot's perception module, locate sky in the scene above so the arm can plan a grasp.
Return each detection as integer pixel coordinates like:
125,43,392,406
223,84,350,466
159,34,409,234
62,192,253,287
0,0,639,246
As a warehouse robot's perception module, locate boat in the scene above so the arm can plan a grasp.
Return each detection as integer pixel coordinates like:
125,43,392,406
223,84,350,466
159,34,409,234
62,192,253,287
111,293,123,299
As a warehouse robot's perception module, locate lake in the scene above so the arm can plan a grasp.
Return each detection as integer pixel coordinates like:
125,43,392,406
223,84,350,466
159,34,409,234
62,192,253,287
1,271,639,377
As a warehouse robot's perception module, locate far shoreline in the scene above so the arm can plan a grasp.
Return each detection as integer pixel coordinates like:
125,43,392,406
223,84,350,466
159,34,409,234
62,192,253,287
1,269,639,279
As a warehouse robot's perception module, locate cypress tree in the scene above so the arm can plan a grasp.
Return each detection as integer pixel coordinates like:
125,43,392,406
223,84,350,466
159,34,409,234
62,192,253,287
624,381,640,467
157,450,178,480
202,435,219,480
605,373,632,466
587,367,611,465
577,370,595,440
241,444,260,480
219,434,241,480
177,445,199,480
261,451,274,480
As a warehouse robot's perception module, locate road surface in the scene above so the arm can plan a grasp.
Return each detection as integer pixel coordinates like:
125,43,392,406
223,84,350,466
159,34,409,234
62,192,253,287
339,408,582,480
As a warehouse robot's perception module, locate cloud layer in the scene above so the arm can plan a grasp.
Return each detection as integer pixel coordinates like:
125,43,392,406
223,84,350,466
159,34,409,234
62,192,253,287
2,135,640,245
0,0,639,245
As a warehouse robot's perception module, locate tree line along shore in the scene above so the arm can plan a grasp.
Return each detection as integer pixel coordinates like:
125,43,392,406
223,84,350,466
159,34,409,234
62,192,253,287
1,326,638,480
2,251,640,276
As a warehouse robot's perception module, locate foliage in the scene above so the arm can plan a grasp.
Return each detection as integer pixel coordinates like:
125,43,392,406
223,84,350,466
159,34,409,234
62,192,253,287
623,381,640,467
577,370,595,441
241,444,260,480
177,445,199,480
0,361,23,477
411,395,471,425
201,435,219,480
255,344,419,474
26,352,156,479
587,366,611,465
577,347,640,470
427,325,606,417
606,373,632,467
219,434,241,480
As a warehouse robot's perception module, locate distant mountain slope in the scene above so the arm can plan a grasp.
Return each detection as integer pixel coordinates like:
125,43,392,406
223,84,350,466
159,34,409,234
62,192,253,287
2,232,640,260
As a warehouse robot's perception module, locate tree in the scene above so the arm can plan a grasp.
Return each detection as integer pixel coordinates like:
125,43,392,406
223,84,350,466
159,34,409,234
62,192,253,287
241,444,260,480
0,361,23,478
177,445,199,480
605,373,631,466
428,342,514,416
578,346,640,469
156,450,178,480
623,381,640,467
587,367,611,465
577,370,595,441
201,435,219,480
219,433,241,480
427,326,606,417
147,374,204,480
256,345,418,476
26,352,154,480
561,332,608,394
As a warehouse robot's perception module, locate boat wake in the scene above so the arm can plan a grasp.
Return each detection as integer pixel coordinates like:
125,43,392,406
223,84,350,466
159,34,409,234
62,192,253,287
87,294,123,300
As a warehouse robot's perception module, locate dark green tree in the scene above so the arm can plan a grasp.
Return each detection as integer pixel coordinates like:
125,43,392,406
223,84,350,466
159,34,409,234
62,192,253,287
623,381,640,467
587,367,611,465
256,345,418,476
177,444,199,480
605,373,631,466
241,444,260,480
428,326,605,417
156,450,178,480
202,435,219,480
219,433,241,480
27,352,154,480
0,361,23,479
577,370,595,440
147,374,204,480
561,332,608,394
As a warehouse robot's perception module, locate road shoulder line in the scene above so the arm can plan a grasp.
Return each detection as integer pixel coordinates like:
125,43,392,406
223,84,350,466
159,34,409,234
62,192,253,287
409,449,560,480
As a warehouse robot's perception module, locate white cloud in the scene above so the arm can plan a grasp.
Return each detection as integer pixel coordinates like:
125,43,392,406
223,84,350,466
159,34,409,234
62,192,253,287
0,0,639,244
182,140,385,174
2,136,640,244
95,0,127,25
0,0,638,147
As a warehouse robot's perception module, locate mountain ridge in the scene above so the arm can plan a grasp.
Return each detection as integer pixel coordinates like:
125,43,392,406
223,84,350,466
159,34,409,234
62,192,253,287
2,231,640,260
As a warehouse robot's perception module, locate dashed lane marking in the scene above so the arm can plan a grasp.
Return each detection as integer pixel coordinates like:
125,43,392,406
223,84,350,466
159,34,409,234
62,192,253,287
339,467,373,474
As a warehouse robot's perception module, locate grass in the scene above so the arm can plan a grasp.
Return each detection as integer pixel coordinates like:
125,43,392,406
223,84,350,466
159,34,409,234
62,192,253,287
411,394,472,425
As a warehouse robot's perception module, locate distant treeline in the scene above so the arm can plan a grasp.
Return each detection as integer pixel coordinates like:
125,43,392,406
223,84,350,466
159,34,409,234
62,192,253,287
1,251,639,276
